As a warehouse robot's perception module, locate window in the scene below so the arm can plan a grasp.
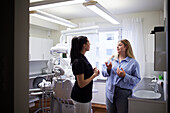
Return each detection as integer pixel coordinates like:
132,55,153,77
66,29,121,80
106,49,113,55
96,62,99,69
96,47,99,56
95,30,120,80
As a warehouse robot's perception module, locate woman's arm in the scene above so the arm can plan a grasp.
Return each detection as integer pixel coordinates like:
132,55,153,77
77,68,99,88
123,62,141,85
123,68,141,85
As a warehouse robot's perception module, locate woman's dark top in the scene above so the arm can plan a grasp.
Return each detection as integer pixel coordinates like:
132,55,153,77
71,54,94,103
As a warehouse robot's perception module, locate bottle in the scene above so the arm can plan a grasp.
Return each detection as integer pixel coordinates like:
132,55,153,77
158,74,163,87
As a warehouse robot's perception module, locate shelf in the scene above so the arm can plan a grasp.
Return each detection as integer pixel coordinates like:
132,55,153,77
29,73,55,79
29,59,49,62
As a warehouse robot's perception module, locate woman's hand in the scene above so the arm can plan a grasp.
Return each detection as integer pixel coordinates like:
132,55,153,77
77,68,99,88
93,67,100,77
117,67,126,77
105,62,112,72
105,62,112,70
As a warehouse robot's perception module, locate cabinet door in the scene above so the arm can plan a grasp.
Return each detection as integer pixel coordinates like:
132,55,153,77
128,99,166,113
29,37,43,60
92,82,106,104
42,38,53,60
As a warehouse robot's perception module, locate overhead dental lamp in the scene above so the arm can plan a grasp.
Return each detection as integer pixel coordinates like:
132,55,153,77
50,43,68,55
48,42,70,80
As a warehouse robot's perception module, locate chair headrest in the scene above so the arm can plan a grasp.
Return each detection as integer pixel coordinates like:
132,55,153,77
33,77,46,88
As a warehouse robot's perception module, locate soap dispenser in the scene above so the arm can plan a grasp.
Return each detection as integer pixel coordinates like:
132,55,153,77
158,74,163,87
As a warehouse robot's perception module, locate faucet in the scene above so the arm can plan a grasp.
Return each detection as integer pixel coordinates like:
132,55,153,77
154,80,159,93
150,76,159,93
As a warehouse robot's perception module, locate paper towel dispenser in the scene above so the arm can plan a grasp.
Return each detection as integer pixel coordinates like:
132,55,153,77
154,32,166,71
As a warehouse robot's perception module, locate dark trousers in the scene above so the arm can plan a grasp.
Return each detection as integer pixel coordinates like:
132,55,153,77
106,86,132,113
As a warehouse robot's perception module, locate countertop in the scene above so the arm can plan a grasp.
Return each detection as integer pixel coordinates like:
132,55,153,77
128,78,165,103
29,73,55,79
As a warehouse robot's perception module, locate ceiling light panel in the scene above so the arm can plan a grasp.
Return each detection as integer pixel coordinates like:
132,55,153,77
83,1,120,24
30,0,86,10
30,10,77,28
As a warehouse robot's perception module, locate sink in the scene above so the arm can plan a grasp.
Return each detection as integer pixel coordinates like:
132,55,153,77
133,90,161,99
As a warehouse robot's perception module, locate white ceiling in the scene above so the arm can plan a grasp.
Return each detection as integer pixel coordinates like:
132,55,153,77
30,0,164,20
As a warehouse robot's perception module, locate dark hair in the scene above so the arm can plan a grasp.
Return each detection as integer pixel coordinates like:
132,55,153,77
70,36,88,63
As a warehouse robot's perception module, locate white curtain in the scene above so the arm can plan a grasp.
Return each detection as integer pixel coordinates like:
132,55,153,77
122,18,145,78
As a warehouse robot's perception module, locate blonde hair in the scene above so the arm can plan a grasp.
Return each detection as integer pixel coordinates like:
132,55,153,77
119,39,135,59
107,39,135,62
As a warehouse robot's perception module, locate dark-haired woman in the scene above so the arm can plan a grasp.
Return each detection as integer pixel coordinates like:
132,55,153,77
70,36,100,113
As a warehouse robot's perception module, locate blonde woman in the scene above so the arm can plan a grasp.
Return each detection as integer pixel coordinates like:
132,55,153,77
102,39,141,113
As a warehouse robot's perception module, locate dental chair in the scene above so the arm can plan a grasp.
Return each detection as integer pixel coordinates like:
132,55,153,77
29,76,52,113
50,79,74,113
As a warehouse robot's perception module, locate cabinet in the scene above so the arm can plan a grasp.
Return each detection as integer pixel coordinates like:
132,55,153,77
128,99,166,113
92,81,106,104
29,37,53,61
128,78,166,113
42,38,53,60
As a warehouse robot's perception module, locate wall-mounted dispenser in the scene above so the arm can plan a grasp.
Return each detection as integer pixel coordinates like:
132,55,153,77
154,31,166,71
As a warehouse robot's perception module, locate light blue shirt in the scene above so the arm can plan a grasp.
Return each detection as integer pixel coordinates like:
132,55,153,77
102,56,141,103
